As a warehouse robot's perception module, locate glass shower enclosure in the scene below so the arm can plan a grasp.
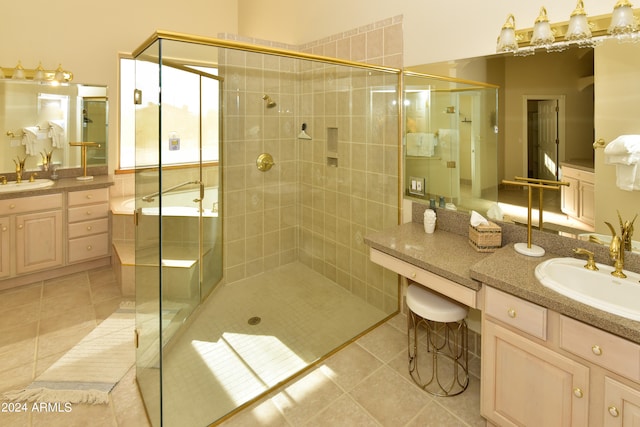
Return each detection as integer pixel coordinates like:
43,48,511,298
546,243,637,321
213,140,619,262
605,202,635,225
131,32,401,426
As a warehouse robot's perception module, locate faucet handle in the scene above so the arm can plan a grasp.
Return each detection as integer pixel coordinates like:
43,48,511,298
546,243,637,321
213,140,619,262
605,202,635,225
573,248,599,271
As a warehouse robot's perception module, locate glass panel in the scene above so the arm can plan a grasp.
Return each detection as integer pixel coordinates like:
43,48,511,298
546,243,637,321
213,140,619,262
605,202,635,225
134,40,162,427
404,73,498,213
134,34,399,426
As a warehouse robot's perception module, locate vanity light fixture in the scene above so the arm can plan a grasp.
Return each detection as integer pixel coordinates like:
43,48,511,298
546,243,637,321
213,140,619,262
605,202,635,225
609,0,639,40
566,0,594,47
531,7,555,49
496,0,639,55
496,14,518,53
0,62,73,82
12,61,26,80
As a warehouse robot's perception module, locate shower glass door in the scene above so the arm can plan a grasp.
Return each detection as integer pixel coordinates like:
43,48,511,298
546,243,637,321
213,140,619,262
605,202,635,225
133,38,223,426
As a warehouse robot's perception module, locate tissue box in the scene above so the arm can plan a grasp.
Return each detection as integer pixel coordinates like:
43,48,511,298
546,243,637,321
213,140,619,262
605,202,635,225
468,222,502,252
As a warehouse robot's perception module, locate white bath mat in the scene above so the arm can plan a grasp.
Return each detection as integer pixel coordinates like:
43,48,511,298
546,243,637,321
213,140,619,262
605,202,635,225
3,303,135,405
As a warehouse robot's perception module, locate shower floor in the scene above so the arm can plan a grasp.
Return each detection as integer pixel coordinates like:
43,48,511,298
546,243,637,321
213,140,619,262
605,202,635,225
142,261,390,426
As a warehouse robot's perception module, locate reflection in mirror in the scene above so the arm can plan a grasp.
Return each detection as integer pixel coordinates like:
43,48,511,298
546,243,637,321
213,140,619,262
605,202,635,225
407,45,597,235
403,72,499,214
1,80,107,174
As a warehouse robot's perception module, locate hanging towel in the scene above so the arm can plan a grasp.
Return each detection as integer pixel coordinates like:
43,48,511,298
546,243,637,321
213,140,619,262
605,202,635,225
48,121,66,148
21,127,39,155
406,132,437,157
604,135,640,191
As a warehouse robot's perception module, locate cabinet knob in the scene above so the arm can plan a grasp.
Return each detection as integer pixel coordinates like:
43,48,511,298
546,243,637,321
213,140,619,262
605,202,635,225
507,308,517,318
591,344,602,356
86,226,92,231
17,224,23,230
86,211,92,215
608,405,619,417
573,388,584,398
410,272,416,279
86,245,93,251
87,194,93,199
9,204,15,209
1,226,6,232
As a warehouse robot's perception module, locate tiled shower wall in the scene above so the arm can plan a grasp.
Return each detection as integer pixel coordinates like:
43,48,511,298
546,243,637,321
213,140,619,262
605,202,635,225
219,16,403,313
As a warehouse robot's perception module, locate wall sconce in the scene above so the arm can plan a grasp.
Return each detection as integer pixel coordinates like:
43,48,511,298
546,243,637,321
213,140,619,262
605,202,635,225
0,62,73,82
496,0,640,55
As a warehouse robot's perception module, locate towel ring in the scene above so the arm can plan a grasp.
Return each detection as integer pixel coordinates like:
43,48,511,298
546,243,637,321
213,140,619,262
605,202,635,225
593,138,605,149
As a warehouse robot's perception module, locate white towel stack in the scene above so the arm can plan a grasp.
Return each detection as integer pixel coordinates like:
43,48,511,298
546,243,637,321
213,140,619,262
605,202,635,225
21,127,40,155
48,121,66,148
604,135,640,191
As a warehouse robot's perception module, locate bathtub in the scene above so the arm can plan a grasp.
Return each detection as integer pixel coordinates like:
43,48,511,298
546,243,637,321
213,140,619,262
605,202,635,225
111,186,219,217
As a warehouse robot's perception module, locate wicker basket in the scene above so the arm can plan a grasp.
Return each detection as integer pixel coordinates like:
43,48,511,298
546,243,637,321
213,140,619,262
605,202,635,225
468,222,502,252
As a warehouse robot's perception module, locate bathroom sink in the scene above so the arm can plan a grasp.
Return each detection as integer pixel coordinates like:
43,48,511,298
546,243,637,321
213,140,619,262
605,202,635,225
535,257,640,322
0,179,55,193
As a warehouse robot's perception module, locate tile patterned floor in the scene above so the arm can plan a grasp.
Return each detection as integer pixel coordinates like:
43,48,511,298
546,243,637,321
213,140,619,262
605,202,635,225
0,266,485,426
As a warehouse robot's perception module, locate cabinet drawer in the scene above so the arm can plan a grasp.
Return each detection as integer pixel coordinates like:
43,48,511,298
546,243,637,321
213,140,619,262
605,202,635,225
68,202,109,223
369,248,477,307
68,233,109,263
68,188,109,207
68,218,109,239
0,193,62,215
560,315,640,381
484,286,548,340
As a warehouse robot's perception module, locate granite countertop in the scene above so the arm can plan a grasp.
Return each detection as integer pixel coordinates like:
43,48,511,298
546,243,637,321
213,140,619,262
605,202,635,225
366,216,640,345
364,222,489,291
471,244,640,345
0,175,113,200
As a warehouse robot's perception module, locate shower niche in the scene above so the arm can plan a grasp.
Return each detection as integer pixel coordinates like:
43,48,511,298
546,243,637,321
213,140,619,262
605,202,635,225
132,32,401,426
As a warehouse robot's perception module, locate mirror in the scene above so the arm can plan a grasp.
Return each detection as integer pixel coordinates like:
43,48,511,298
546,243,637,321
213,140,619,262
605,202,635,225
403,72,499,214
1,80,107,175
405,39,640,239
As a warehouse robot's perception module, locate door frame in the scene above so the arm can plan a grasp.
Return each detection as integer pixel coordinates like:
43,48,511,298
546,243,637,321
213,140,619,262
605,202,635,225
521,95,566,179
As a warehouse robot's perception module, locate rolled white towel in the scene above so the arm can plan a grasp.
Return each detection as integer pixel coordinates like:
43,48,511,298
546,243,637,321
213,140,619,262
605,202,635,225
605,135,640,165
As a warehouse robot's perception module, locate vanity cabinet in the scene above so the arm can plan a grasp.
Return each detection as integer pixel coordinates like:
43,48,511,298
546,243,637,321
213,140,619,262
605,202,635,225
0,194,64,278
482,287,589,426
561,165,595,227
67,188,110,263
482,286,640,427
0,217,9,279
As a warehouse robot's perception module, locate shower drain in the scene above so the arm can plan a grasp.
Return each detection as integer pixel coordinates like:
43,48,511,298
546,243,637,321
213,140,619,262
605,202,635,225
247,316,261,325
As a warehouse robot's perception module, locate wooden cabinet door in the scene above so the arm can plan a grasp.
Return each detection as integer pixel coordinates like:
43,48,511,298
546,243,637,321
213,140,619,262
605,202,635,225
561,175,579,218
579,181,595,226
482,320,590,427
15,210,63,274
0,217,9,279
604,377,640,426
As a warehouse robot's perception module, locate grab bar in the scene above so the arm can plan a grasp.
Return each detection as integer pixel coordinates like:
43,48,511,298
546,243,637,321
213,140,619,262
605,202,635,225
141,180,200,202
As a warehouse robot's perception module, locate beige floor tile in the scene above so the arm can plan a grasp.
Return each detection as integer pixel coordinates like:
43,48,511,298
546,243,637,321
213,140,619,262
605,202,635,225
31,401,117,427
218,399,290,427
0,283,42,313
406,400,467,426
356,323,407,363
319,342,383,392
430,376,485,427
350,365,431,427
111,367,151,427
304,394,379,427
37,304,96,336
36,322,96,359
0,302,41,330
42,272,90,298
40,289,92,320
0,408,32,427
272,369,344,426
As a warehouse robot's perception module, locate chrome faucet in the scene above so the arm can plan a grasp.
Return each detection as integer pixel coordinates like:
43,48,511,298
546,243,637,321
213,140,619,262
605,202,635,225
13,156,26,183
605,211,637,279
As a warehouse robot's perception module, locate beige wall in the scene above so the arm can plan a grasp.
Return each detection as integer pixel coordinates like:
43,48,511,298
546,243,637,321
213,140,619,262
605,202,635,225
238,0,616,66
594,40,640,235
3,0,239,176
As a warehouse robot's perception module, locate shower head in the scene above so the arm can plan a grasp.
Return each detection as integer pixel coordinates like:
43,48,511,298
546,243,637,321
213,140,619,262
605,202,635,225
262,94,277,109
